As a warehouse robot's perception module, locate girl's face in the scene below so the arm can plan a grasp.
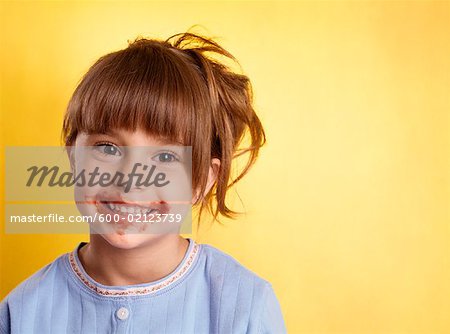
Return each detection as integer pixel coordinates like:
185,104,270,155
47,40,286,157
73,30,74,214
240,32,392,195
69,127,209,250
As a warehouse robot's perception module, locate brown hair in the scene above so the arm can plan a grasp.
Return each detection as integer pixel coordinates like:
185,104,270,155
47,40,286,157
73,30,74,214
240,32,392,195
62,30,266,226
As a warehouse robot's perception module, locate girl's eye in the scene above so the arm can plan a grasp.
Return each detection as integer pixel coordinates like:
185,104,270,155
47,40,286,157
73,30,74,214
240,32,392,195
95,143,121,156
153,152,178,163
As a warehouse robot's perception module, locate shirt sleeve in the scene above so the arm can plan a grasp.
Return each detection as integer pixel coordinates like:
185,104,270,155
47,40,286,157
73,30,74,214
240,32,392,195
0,297,10,334
258,283,287,334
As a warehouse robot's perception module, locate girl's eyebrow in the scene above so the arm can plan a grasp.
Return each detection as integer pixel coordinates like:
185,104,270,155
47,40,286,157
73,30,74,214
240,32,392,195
152,138,185,146
89,130,184,146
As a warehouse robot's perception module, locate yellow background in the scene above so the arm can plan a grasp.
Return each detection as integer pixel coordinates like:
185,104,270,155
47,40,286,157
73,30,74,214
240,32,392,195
1,1,449,333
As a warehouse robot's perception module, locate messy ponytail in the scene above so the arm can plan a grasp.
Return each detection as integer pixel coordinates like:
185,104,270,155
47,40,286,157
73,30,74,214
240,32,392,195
62,29,266,226
167,32,266,224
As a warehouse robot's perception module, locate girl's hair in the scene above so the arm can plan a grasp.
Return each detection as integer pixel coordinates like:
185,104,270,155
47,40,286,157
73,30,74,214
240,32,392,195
62,31,266,226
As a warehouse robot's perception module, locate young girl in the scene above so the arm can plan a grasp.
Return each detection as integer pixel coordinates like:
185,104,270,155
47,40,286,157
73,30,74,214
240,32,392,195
0,31,287,333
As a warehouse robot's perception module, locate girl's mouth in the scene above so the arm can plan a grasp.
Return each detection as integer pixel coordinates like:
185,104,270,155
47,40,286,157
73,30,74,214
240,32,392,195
82,193,172,228
100,201,160,215
94,200,166,231
96,199,170,221
82,194,182,234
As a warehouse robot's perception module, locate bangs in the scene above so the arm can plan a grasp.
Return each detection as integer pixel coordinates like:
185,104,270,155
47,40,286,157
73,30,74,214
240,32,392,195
63,41,209,146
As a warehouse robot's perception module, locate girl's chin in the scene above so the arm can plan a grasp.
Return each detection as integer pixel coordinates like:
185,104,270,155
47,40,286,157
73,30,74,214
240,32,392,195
99,232,160,250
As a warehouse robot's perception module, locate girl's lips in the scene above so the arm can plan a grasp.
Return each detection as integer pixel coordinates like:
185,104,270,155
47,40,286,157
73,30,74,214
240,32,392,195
89,192,171,215
95,200,134,226
103,201,158,215
92,196,171,227
97,200,163,216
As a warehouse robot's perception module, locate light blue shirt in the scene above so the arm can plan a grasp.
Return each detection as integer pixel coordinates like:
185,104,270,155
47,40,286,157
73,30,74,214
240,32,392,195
0,238,287,333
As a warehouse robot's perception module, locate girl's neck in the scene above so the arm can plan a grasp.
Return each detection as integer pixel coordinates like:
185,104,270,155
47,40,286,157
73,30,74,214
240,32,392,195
77,234,190,286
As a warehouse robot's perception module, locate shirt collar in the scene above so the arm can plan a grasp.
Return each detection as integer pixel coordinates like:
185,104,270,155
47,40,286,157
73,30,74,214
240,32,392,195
67,237,200,297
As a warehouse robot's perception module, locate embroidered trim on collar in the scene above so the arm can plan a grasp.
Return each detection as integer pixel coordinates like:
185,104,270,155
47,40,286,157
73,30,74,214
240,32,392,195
68,240,200,297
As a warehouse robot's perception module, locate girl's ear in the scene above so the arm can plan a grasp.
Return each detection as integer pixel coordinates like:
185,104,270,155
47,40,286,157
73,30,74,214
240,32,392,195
65,146,75,174
205,158,220,195
192,158,221,204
